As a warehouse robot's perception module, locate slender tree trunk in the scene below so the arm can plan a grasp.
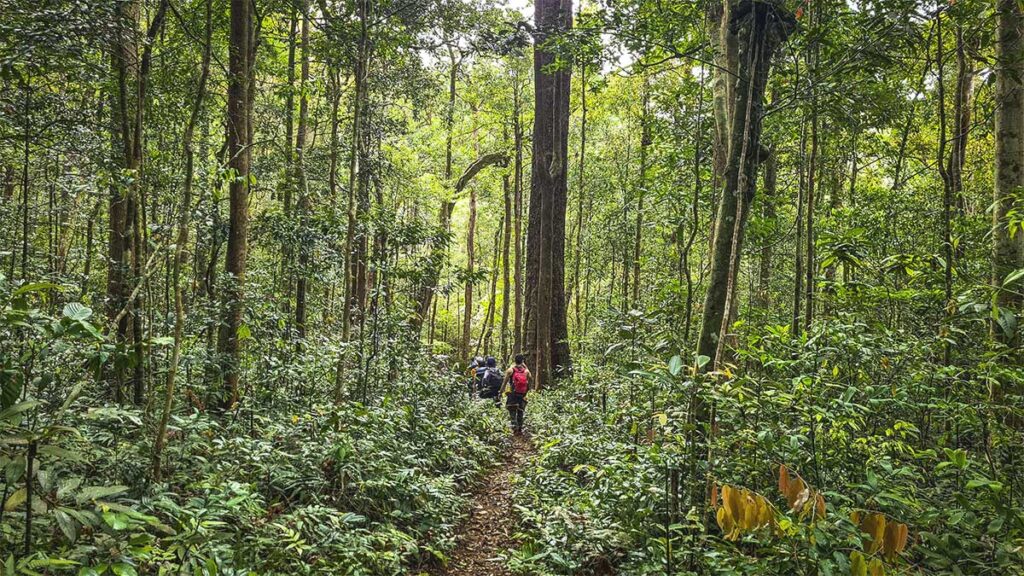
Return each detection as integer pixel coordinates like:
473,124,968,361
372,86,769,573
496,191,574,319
513,75,525,354
804,8,819,332
682,64,706,349
153,0,211,481
501,172,512,361
992,0,1024,340
758,147,777,308
281,7,297,319
294,2,311,339
463,179,477,358
632,77,651,310
571,63,587,336
216,0,251,409
412,52,460,332
792,118,806,336
526,0,573,387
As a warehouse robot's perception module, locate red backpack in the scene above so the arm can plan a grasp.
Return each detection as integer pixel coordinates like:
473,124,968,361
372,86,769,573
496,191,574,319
511,366,529,394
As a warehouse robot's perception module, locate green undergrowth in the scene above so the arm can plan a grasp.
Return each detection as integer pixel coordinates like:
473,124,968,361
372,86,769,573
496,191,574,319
2,383,506,575
508,321,1024,575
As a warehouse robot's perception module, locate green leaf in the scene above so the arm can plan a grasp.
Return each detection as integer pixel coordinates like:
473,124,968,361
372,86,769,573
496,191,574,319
111,564,137,576
667,355,684,376
0,400,40,422
695,355,711,369
62,302,92,321
75,485,128,504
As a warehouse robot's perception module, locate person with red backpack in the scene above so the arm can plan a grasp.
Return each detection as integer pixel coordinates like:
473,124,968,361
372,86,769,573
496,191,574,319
502,354,532,435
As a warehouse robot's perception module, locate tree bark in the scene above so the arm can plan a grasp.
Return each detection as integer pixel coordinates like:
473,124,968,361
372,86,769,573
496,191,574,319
153,0,211,481
525,0,573,387
294,2,311,339
992,0,1024,340
696,0,794,370
500,171,513,361
216,0,251,409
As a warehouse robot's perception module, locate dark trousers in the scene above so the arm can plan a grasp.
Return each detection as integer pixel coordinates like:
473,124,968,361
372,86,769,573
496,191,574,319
506,393,526,431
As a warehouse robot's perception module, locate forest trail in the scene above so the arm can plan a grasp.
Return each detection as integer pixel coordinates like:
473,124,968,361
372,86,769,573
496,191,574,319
433,434,534,576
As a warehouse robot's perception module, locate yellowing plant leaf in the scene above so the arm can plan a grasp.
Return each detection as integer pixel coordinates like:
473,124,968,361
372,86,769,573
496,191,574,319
867,557,885,576
716,506,733,536
860,512,887,555
883,521,908,560
3,487,26,511
814,492,826,520
850,551,867,576
778,464,789,495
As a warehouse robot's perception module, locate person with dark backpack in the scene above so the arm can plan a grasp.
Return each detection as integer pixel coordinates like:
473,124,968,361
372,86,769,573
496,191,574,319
478,356,504,404
502,354,532,435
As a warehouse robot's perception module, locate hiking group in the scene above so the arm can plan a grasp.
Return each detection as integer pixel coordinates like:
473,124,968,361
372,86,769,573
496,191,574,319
467,354,533,436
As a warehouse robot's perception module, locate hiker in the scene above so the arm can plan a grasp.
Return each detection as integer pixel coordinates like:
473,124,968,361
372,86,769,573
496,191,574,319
502,354,532,435
466,356,485,397
478,356,504,404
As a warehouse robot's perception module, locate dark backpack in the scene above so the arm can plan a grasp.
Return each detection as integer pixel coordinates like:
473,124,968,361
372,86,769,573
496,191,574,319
479,368,503,398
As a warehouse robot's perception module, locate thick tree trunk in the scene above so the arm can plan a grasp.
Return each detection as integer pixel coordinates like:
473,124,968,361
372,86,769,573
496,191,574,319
695,0,794,369
992,0,1024,339
525,0,573,387
216,0,251,410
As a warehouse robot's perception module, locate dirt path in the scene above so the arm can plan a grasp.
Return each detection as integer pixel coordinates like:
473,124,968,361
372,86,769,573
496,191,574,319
434,434,534,576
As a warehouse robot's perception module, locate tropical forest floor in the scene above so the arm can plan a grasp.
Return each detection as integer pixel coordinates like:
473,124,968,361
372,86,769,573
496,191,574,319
433,432,535,576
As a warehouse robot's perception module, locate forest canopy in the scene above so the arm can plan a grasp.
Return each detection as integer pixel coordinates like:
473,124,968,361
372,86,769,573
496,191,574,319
1,0,1023,573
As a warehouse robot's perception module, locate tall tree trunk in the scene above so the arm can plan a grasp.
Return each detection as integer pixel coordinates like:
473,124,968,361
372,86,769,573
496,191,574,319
949,26,975,247
758,146,777,308
513,74,525,355
216,0,251,409
803,4,819,332
153,0,211,481
571,62,587,336
463,180,477,358
525,0,573,387
936,11,953,365
681,65,707,349
281,7,297,319
992,0,1024,340
632,77,651,310
500,171,513,361
412,51,461,333
696,0,794,370
294,2,311,339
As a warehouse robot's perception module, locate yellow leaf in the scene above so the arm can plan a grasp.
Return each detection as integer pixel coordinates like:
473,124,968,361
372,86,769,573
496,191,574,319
656,412,668,426
884,521,908,560
850,551,867,576
3,487,27,511
814,492,826,520
716,506,733,535
778,464,790,495
860,512,886,555
867,557,885,576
